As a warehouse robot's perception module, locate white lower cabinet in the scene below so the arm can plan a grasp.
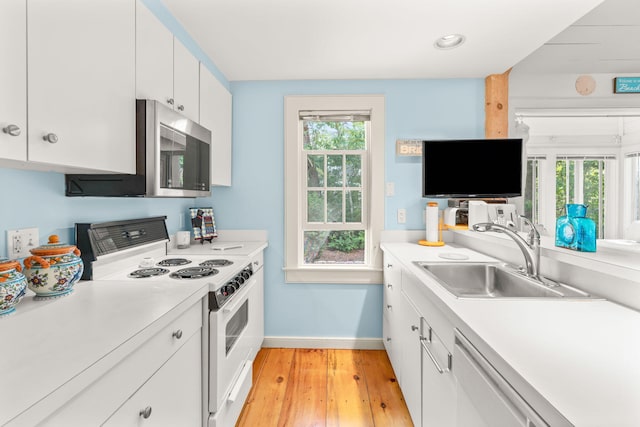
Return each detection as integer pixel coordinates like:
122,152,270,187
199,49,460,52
397,290,422,426
40,300,203,426
402,270,456,427
421,314,456,427
382,253,403,381
103,332,202,426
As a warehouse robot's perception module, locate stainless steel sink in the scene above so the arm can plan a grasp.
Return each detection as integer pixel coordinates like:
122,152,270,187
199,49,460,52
414,262,601,299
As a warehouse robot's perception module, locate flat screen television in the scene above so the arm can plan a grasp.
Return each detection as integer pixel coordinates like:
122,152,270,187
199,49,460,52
422,138,523,198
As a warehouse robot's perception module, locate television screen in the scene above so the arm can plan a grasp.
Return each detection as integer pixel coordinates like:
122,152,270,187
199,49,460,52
422,138,523,198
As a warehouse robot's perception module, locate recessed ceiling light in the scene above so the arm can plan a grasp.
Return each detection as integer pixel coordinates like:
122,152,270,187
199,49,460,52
434,34,465,50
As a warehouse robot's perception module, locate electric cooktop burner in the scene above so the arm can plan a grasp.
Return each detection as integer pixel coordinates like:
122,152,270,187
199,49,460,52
157,258,192,267
199,259,234,268
170,266,219,280
129,267,170,278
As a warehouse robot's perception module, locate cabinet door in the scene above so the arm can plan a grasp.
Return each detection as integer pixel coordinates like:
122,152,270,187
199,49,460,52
103,332,202,426
173,39,199,122
382,253,403,380
199,63,232,186
0,0,27,162
135,0,173,107
398,292,422,426
27,0,136,173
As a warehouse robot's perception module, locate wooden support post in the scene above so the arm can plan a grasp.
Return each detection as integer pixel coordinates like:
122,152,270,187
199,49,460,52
485,69,511,138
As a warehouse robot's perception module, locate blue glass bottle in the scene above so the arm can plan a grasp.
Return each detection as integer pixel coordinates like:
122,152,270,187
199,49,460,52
555,204,596,252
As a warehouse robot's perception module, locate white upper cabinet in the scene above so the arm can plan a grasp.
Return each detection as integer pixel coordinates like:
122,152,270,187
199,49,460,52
135,1,173,106
136,1,199,123
173,40,200,123
199,63,232,186
0,0,27,162
27,0,136,174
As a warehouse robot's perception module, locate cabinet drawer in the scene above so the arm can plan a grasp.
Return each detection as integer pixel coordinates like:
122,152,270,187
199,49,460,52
103,332,202,426
43,300,203,425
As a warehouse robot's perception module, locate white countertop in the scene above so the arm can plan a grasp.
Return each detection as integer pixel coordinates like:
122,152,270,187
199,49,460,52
0,279,210,425
381,241,640,427
0,237,269,425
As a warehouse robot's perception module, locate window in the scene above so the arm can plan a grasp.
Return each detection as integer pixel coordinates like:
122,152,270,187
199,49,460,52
555,156,613,238
284,95,384,283
626,153,640,222
524,156,544,225
520,123,621,239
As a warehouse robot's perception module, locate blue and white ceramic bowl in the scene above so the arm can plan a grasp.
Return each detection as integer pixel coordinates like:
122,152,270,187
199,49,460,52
0,259,28,316
23,235,83,298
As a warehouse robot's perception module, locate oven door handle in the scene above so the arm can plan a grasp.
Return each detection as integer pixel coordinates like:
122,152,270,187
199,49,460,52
222,277,256,314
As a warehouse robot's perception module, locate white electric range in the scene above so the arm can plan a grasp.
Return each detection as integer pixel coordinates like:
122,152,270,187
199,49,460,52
76,217,265,427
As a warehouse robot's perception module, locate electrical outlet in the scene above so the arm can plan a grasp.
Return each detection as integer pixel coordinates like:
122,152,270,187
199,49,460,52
7,228,39,259
397,208,406,224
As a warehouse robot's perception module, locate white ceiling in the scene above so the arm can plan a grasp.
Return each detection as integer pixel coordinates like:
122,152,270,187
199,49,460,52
163,0,637,82
513,0,640,74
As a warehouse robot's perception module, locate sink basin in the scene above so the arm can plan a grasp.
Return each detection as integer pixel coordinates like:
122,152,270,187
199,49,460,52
414,262,601,299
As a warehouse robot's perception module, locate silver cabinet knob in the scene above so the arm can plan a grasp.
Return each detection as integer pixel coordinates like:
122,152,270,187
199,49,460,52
386,263,393,268
177,104,184,111
167,98,174,105
2,124,21,136
172,329,183,339
411,325,419,332
43,133,58,144
139,406,152,419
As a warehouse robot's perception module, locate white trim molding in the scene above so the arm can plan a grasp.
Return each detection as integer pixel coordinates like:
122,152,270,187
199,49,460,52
284,94,385,283
262,336,384,350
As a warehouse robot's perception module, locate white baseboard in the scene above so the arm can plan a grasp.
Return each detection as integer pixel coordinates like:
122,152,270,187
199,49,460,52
262,336,384,350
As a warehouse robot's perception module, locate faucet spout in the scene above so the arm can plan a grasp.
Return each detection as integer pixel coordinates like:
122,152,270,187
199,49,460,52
472,217,541,279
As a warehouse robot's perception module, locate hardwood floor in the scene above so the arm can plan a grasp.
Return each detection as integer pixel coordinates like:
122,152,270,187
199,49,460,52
236,348,414,427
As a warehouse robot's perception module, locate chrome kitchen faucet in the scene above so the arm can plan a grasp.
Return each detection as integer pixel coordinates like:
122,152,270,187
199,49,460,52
473,215,541,280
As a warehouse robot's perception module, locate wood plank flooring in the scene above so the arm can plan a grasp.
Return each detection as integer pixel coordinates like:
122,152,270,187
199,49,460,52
236,348,414,427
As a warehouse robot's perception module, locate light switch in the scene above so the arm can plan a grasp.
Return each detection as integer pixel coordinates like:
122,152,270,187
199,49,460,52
386,182,395,197
397,209,406,224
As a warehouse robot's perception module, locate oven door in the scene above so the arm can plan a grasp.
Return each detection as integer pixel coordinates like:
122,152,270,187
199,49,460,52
209,276,257,413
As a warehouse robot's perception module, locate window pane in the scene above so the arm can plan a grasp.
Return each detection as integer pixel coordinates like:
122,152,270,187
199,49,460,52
345,190,362,222
583,160,605,237
307,190,324,222
628,155,640,221
346,155,361,187
303,121,366,150
327,190,343,222
303,230,365,264
307,155,324,187
327,155,343,187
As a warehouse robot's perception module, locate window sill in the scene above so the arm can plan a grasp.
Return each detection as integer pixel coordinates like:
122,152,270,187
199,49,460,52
283,265,383,284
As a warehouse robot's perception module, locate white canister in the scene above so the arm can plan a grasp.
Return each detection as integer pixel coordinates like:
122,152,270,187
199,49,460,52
176,231,191,249
426,202,439,242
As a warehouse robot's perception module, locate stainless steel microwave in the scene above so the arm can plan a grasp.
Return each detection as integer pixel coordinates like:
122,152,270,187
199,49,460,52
65,99,212,198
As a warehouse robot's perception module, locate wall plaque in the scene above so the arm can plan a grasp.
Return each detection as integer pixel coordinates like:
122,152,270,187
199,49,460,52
396,139,423,156
614,77,640,94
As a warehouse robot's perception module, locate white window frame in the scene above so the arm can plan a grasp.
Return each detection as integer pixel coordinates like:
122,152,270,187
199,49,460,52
284,95,384,283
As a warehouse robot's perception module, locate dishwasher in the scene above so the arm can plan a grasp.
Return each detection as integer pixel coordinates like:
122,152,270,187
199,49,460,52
453,328,549,427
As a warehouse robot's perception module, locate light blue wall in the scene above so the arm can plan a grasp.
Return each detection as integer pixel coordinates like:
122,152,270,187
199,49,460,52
0,2,485,340
0,168,202,257
212,79,485,338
